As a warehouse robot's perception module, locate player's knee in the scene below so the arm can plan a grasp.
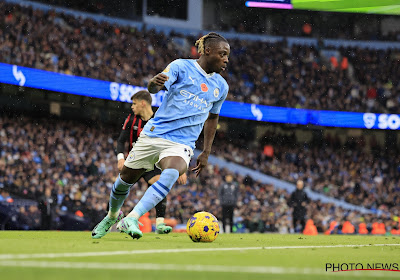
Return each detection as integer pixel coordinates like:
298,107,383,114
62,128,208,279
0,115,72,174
120,167,144,184
159,156,187,175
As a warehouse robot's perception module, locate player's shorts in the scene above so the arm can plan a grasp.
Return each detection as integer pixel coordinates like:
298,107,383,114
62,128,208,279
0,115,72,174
124,133,193,172
142,167,161,183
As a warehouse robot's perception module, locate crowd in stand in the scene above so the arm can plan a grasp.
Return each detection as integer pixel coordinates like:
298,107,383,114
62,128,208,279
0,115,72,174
1,2,400,113
27,0,400,43
0,2,399,233
0,114,398,234
211,129,400,216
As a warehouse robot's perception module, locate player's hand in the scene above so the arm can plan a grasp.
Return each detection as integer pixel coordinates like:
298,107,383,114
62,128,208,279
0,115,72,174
192,151,209,177
118,159,125,171
177,173,187,185
150,73,169,87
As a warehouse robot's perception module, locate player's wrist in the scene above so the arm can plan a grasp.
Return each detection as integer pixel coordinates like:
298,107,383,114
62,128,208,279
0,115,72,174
117,153,125,161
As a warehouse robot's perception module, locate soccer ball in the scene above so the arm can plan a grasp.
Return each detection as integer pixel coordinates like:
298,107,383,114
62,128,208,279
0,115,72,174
186,211,220,242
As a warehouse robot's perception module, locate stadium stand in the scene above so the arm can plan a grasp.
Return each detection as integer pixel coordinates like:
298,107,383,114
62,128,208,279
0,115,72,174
0,1,399,235
0,113,397,234
1,1,400,113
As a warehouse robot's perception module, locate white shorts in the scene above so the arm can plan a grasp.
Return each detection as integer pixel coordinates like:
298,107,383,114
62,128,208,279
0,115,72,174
124,133,194,172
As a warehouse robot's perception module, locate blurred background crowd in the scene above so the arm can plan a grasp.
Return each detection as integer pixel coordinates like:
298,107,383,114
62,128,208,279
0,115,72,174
1,114,398,234
1,2,400,113
1,1,399,235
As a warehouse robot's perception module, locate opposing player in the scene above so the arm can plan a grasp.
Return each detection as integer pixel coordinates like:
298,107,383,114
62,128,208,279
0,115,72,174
115,90,186,234
92,32,230,239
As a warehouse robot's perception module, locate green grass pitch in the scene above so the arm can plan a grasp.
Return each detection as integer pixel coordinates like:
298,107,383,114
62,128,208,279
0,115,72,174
0,231,399,280
292,0,400,15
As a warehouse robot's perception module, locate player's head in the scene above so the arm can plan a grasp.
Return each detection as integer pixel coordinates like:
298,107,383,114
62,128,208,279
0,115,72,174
195,32,230,73
296,180,304,190
131,90,152,115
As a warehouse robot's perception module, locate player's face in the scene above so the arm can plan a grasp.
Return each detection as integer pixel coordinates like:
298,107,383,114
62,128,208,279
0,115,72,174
207,41,230,73
131,99,142,115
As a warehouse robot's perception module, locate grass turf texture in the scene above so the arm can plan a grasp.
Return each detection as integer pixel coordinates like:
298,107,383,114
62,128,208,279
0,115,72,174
0,231,399,280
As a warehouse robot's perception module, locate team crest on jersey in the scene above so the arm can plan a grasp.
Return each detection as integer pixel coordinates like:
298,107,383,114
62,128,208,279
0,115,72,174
214,88,219,98
163,64,171,73
126,151,135,162
201,83,208,92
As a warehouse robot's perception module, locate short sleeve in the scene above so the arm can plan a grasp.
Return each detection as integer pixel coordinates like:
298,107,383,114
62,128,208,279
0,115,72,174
210,83,229,114
162,60,180,91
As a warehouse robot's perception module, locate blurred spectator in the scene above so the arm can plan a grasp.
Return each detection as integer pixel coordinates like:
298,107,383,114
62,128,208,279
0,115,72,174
38,188,57,230
0,190,12,203
289,180,309,232
218,174,239,233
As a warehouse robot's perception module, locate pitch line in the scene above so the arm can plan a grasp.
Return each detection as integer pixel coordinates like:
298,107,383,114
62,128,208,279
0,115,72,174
0,260,396,277
0,243,399,260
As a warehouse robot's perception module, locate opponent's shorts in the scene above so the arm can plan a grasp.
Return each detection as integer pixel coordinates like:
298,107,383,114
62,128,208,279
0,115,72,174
124,133,193,172
142,167,161,183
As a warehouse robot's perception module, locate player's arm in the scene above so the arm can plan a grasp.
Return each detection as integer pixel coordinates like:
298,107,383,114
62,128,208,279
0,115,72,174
148,73,169,93
148,61,179,93
192,113,219,177
116,117,131,171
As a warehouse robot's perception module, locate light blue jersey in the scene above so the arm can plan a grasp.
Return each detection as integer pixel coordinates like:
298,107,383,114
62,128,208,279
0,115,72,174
143,59,229,149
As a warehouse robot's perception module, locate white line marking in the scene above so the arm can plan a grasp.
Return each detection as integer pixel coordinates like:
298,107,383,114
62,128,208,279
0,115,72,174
0,261,396,277
0,244,399,260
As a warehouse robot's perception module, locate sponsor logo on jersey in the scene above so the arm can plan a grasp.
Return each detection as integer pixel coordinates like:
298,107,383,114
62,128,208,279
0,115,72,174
179,90,210,112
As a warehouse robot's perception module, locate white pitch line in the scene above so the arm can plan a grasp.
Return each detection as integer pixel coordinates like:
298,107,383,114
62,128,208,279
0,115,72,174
0,260,396,278
0,243,399,260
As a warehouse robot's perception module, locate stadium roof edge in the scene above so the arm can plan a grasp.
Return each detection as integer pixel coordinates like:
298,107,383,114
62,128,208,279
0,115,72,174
5,0,400,50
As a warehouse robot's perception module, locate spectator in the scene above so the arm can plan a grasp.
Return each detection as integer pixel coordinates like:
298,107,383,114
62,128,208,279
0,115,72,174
289,180,309,232
218,174,239,233
38,188,57,230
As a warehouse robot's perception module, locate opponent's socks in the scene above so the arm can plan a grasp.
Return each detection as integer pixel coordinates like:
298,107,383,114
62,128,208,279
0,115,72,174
127,169,179,219
156,217,165,227
155,197,167,217
108,175,133,219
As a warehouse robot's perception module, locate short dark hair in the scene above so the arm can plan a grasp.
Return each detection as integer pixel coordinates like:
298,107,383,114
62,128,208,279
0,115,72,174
195,32,228,55
131,90,152,105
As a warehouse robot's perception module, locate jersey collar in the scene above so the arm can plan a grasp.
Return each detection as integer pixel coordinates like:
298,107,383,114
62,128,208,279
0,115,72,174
193,60,215,78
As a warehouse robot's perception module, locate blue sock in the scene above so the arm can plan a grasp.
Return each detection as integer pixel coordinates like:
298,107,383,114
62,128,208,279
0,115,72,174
108,174,133,218
132,169,179,218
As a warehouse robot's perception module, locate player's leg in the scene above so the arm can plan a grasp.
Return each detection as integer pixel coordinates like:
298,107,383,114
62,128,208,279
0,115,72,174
92,135,157,239
91,167,145,239
154,197,172,234
144,170,172,234
118,140,192,239
109,166,145,218
128,156,186,219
